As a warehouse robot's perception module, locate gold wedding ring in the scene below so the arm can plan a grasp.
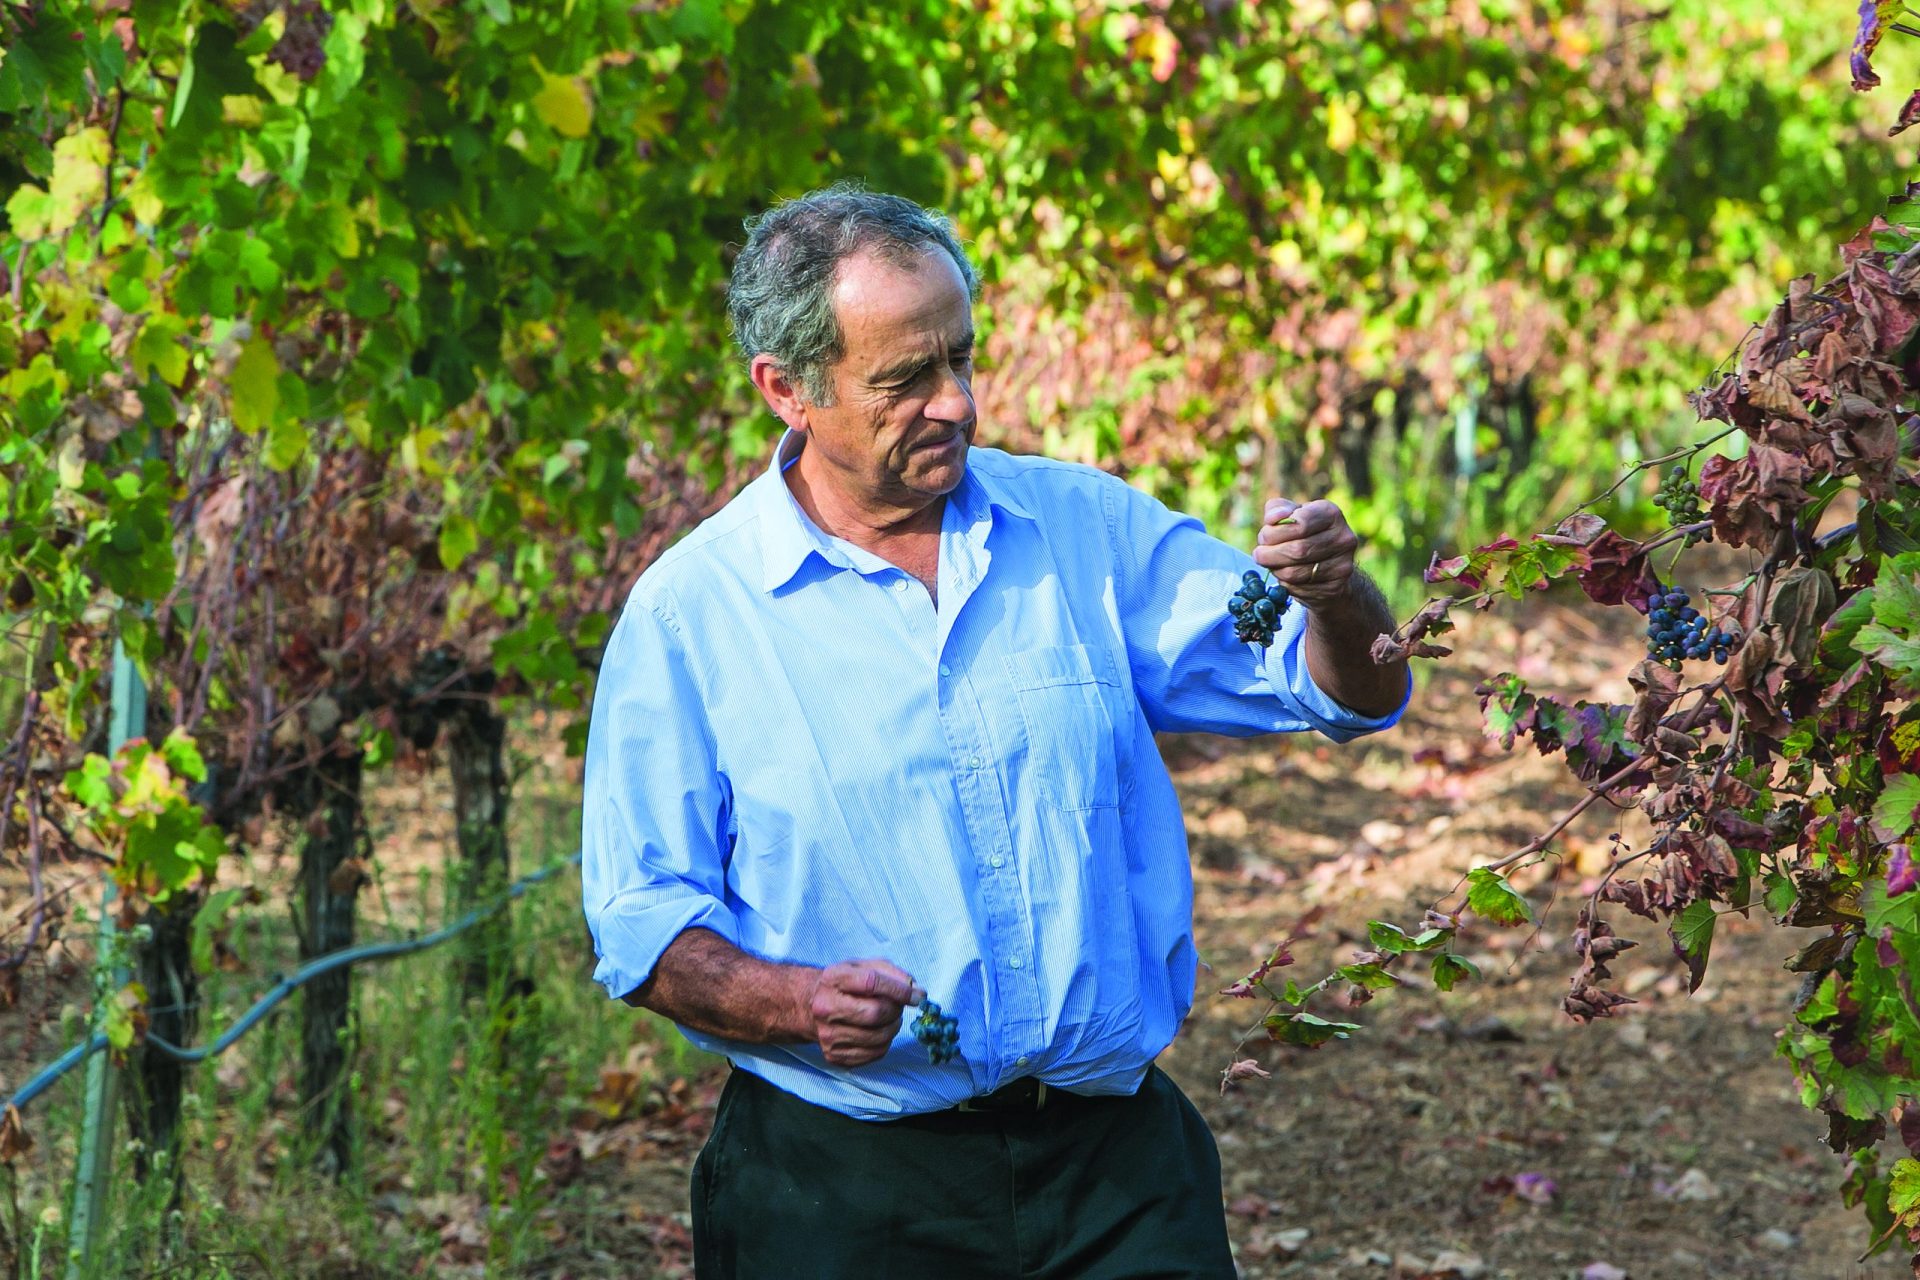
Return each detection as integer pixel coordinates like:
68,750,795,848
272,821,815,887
1310,561,1320,581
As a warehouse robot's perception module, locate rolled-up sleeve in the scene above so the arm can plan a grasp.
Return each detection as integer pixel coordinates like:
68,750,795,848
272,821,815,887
1102,474,1409,741
581,591,738,1001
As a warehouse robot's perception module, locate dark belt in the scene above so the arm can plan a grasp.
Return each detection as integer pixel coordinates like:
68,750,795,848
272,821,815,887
953,1076,1054,1113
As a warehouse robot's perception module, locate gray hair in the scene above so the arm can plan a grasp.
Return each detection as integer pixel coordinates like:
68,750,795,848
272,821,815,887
727,184,979,406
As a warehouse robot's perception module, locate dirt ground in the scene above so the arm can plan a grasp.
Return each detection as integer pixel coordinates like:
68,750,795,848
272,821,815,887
4,590,1916,1279
541,593,1915,1280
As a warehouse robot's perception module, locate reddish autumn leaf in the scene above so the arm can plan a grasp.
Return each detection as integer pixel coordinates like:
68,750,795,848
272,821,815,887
1424,550,1480,589
1891,844,1919,896
1897,1101,1920,1156
1852,1,1904,92
1220,940,1296,997
1698,446,1814,550
1576,530,1661,607
1895,89,1920,136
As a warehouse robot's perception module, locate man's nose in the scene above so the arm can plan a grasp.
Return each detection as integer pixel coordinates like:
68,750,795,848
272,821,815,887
926,366,974,425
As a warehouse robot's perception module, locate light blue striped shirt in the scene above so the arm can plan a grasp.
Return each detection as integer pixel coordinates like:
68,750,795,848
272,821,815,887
581,431,1407,1120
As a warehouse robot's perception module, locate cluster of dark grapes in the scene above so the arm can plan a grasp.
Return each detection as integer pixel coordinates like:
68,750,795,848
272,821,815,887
912,1000,960,1064
265,1,335,81
1645,586,1734,668
1652,464,1704,534
1226,569,1292,647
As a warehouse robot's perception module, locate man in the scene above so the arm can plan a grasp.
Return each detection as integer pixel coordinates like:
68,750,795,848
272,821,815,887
582,186,1409,1278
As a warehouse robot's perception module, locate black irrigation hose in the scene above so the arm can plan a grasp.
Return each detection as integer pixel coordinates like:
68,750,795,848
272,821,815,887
3,852,583,1116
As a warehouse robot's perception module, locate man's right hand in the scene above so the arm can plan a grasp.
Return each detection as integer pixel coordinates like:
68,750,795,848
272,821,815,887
792,960,926,1067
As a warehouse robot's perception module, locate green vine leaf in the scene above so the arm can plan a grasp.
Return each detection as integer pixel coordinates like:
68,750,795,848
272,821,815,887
1873,774,1920,840
1264,1012,1362,1048
1671,899,1717,993
1430,952,1478,992
228,338,281,434
1465,866,1532,926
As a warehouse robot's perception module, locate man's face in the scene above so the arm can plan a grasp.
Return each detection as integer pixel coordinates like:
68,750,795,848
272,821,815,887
803,245,976,512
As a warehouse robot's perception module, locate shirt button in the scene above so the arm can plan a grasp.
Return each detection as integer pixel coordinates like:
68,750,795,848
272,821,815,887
1016,1056,1031,1068
989,855,1005,869
1009,957,1024,970
892,578,908,593
938,663,952,677
967,754,982,770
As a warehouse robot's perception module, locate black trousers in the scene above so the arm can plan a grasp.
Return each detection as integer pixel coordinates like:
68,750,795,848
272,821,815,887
691,1066,1236,1279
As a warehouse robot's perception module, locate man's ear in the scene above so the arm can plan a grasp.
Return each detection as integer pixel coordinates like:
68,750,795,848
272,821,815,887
749,354,813,432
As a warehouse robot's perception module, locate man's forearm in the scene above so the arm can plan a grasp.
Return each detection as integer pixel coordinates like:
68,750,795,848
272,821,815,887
622,927,814,1043
1304,571,1409,718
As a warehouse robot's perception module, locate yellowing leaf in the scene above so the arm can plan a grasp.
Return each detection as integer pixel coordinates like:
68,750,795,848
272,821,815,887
321,204,360,258
229,337,280,433
439,512,479,570
4,185,53,239
40,126,110,237
56,436,86,489
1326,97,1357,153
125,173,165,225
131,315,190,386
266,415,309,471
532,68,593,138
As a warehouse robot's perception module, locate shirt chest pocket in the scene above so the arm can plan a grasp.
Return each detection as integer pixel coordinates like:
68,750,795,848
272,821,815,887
1002,644,1127,812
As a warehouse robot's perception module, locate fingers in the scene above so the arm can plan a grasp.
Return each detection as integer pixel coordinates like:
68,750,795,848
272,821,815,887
1262,497,1301,527
828,958,918,1005
1258,498,1338,545
1253,498,1360,604
808,959,921,1067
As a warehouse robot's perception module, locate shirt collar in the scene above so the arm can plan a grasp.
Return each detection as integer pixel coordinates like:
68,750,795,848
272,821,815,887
755,428,1033,593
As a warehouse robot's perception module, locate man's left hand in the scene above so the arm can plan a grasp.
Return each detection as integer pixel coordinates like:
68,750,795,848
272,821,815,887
1254,498,1360,608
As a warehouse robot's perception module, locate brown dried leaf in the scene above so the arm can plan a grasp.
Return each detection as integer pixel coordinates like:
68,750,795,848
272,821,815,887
1551,512,1609,546
326,857,370,896
0,1105,30,1162
1698,446,1814,551
1850,257,1920,359
1766,567,1838,670
1220,1058,1272,1094
1373,597,1455,663
1748,367,1813,422
1625,660,1682,745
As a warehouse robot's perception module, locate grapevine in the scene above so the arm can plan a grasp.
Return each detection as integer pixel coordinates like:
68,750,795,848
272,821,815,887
1221,21,1920,1262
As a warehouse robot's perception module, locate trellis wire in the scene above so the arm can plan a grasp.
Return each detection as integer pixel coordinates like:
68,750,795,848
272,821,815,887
4,851,583,1117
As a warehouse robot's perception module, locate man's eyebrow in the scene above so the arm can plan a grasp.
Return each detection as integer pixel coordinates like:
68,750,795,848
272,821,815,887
867,332,976,385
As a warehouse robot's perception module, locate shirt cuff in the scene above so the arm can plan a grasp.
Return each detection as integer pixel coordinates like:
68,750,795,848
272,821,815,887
588,892,741,1002
1260,628,1411,743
